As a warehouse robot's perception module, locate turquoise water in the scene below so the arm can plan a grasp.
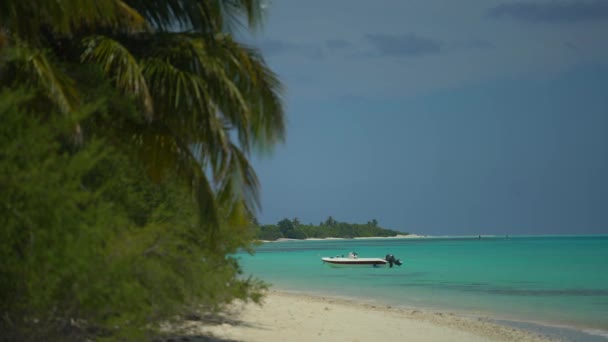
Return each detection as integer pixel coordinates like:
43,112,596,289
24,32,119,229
236,235,608,332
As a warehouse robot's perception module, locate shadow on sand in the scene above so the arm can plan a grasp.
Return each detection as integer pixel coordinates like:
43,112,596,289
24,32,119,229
154,307,264,342
155,336,240,342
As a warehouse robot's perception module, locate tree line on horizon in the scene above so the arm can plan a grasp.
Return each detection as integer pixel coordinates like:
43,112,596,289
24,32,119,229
255,216,406,241
0,1,283,340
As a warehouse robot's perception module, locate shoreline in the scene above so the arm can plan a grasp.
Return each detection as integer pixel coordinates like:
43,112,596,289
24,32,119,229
271,289,608,340
239,236,608,341
168,290,556,342
278,289,608,341
258,234,608,243
258,234,427,243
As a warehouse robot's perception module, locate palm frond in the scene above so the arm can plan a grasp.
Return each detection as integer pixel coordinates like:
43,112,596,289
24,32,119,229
125,0,221,32
210,35,285,151
125,0,265,32
216,142,261,213
140,34,252,146
115,1,150,33
219,0,266,32
82,36,153,120
8,45,79,116
141,56,235,176
134,33,285,153
135,125,220,228
1,0,285,229
133,32,284,214
0,0,147,43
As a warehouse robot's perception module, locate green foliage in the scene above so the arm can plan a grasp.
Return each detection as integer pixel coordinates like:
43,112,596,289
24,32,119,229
257,225,283,241
284,228,307,240
257,217,406,241
1,1,283,340
0,89,265,341
0,0,285,229
277,218,295,235
324,216,337,226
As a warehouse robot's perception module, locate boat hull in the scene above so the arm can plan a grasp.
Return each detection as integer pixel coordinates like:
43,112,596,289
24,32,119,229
321,257,388,268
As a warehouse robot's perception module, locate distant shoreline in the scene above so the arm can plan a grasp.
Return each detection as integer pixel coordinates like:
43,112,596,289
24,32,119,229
257,234,427,243
257,234,546,243
256,234,608,243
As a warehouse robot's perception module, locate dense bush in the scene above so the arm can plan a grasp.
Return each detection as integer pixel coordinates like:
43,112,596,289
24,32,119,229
0,90,265,341
1,0,283,340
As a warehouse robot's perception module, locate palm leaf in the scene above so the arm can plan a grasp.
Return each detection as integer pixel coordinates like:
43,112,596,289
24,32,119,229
115,1,150,33
125,0,265,32
140,57,228,147
125,0,222,32
0,0,147,43
216,142,261,213
219,0,266,32
133,124,220,228
7,45,79,116
135,33,285,152
209,35,285,151
139,57,236,199
134,32,284,215
82,36,153,120
1,0,286,229
139,34,252,147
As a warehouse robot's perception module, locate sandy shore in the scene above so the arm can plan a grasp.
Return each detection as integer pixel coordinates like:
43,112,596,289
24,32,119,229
260,234,427,243
167,291,552,342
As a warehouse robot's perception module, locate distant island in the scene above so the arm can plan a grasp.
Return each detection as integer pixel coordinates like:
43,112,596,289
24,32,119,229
255,216,407,241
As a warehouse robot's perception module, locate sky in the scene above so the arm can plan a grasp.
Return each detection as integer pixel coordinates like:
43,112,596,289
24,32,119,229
243,0,608,235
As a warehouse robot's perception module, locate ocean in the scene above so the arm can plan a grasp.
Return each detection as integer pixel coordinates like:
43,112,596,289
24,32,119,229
235,235,608,339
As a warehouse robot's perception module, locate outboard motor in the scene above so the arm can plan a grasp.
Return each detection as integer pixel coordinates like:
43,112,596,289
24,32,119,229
385,254,403,268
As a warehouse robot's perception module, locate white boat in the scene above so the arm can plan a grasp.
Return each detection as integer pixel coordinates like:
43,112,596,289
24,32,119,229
321,252,402,268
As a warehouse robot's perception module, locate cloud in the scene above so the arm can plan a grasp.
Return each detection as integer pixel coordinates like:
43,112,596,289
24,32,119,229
365,33,443,57
254,38,357,60
255,39,325,59
256,34,488,61
256,39,299,56
488,1,608,23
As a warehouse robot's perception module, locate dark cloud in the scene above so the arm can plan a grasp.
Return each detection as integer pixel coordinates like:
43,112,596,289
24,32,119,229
365,33,443,57
488,1,608,23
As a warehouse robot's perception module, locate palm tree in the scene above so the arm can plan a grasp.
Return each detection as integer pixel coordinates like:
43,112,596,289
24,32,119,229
0,0,284,227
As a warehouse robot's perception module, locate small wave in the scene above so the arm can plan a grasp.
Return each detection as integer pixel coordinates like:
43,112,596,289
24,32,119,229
582,328,608,339
484,288,608,297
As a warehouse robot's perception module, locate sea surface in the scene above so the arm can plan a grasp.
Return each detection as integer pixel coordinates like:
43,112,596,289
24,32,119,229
235,235,608,339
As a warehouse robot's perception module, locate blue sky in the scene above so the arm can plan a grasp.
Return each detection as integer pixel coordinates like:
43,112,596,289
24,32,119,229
244,0,608,235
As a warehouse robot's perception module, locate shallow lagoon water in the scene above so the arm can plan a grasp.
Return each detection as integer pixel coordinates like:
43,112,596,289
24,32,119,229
236,235,608,333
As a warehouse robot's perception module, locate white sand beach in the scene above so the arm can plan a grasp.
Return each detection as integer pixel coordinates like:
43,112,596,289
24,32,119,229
354,234,427,239
169,291,552,342
259,234,429,243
